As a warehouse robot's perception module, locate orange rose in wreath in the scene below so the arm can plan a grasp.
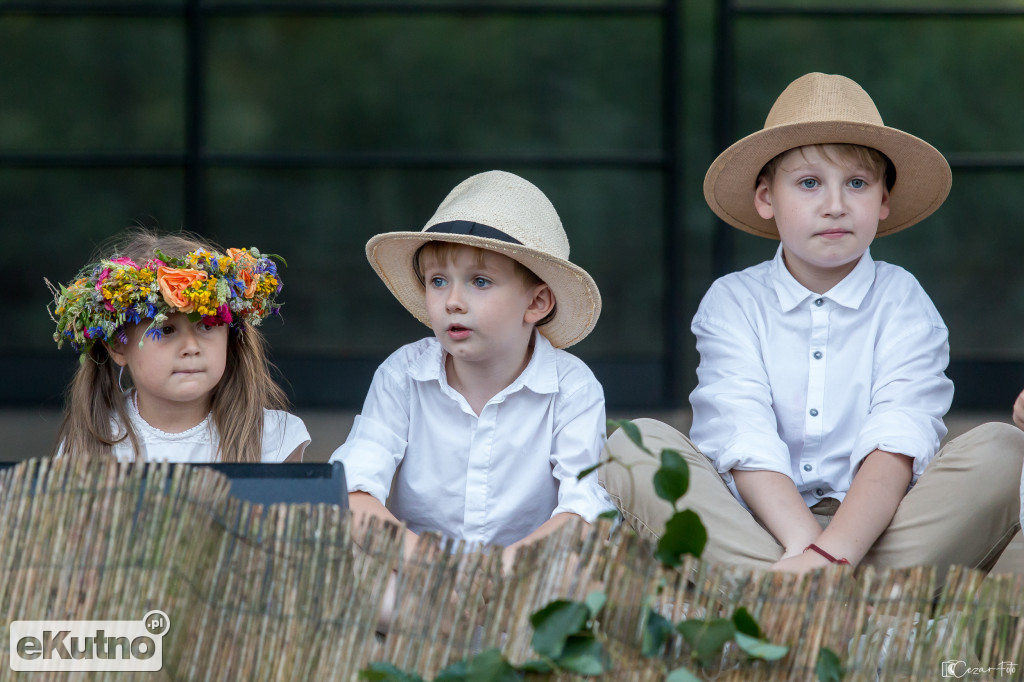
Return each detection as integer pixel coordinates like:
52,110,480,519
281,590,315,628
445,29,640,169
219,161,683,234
227,248,257,266
238,270,259,299
227,248,259,298
157,267,206,313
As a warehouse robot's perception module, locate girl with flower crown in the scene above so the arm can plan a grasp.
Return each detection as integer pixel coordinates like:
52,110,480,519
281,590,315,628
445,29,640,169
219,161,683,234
48,229,309,462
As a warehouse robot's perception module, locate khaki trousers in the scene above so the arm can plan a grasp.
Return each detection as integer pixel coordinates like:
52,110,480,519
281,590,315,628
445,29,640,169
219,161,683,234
600,419,1024,575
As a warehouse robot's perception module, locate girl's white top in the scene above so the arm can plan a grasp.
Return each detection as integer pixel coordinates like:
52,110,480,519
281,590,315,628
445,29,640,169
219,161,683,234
107,392,310,463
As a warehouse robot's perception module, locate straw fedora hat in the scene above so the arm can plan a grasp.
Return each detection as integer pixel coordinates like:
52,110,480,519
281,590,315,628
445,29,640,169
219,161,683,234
365,170,601,349
704,72,952,238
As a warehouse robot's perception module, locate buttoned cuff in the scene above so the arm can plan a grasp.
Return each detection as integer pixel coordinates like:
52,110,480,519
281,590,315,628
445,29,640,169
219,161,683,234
852,412,942,480
711,433,792,478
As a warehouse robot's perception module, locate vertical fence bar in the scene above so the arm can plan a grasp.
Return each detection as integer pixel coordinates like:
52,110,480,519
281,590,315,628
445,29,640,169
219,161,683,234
184,0,205,232
712,0,735,279
661,0,685,407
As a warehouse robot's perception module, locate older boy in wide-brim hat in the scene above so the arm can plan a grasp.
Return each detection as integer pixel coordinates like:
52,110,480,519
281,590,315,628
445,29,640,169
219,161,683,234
603,73,1024,578
332,170,612,573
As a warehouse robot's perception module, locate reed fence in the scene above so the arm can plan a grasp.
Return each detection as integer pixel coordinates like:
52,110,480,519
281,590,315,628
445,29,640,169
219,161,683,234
0,457,1020,681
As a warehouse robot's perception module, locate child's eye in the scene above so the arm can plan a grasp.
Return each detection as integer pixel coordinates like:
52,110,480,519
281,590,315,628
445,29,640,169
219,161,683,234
200,323,217,332
799,178,819,189
472,277,491,288
430,276,447,288
848,178,866,189
160,325,176,336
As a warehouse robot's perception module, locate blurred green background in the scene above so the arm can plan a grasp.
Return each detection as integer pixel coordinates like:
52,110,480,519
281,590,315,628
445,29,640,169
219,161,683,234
3,0,1024,419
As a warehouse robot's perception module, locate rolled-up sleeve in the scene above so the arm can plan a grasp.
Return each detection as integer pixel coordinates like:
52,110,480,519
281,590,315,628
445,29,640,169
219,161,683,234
549,369,615,522
851,314,952,479
330,363,410,504
689,291,792,480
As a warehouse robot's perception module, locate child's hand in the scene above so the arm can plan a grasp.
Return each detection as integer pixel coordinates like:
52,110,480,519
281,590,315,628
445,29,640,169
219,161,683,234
771,548,837,575
501,545,516,578
1013,389,1024,430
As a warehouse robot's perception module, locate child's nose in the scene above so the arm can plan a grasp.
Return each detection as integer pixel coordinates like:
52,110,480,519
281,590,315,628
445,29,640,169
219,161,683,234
822,186,847,217
178,327,201,355
445,284,466,313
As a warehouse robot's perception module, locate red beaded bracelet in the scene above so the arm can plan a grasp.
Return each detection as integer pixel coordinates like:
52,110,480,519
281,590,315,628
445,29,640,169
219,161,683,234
805,544,850,566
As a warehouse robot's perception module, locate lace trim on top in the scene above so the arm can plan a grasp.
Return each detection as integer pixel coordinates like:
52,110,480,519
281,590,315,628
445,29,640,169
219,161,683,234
126,391,213,441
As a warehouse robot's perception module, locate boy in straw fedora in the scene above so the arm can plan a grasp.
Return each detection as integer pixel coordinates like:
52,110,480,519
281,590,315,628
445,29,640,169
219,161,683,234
332,170,613,571
603,73,1023,576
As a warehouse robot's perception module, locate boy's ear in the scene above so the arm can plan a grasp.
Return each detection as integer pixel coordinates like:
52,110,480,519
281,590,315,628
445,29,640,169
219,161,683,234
524,283,555,325
753,177,775,220
878,184,891,221
104,340,129,367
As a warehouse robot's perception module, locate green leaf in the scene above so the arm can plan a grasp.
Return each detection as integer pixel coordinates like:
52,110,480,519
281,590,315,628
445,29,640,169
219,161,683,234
655,509,707,565
358,662,426,682
556,634,605,676
676,618,735,665
530,600,589,659
434,660,469,681
516,659,554,674
816,646,844,682
732,607,761,639
642,608,675,657
584,591,607,619
576,460,605,480
607,419,651,455
597,508,621,520
734,632,788,661
464,648,523,682
666,667,703,682
653,448,690,505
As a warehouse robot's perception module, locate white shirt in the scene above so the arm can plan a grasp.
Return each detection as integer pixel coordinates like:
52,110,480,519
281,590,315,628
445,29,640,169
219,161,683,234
331,333,613,547
108,393,310,463
689,247,953,507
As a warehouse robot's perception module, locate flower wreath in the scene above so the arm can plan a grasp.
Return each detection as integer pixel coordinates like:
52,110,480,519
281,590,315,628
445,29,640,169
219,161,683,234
48,246,284,359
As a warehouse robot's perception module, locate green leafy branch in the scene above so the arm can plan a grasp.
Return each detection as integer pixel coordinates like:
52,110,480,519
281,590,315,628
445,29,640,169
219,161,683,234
603,419,708,567
359,591,609,681
360,420,846,681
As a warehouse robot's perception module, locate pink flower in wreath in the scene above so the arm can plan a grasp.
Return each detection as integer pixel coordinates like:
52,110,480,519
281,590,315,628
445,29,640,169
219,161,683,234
202,304,233,327
94,268,111,291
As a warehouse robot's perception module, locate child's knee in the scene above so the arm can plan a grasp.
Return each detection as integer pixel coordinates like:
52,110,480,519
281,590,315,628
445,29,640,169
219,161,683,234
964,421,1024,461
943,421,1024,484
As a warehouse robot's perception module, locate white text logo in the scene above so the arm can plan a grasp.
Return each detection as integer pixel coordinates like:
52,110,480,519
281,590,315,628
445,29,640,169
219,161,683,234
9,610,168,671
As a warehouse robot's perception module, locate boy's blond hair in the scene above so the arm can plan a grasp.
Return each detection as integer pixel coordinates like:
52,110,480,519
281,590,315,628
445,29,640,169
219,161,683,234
758,143,894,190
414,242,543,290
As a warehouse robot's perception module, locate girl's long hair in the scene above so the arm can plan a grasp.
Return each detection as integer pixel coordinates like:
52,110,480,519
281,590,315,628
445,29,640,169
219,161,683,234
52,229,290,462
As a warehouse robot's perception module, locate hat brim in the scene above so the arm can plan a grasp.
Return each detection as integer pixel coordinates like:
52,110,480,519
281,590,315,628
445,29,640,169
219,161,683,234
366,231,602,349
704,120,952,238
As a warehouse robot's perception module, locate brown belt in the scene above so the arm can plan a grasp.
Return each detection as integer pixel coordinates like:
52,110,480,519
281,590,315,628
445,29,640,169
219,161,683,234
810,497,841,516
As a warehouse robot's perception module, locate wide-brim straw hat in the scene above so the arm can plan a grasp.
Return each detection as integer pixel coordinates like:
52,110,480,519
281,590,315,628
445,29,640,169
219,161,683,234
704,72,952,239
365,170,601,349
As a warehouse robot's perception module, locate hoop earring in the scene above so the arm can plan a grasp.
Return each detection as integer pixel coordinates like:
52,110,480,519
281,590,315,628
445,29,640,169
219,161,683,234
118,366,130,394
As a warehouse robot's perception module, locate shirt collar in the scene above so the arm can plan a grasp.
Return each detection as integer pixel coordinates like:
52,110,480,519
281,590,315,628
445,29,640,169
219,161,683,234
407,330,560,396
771,245,876,312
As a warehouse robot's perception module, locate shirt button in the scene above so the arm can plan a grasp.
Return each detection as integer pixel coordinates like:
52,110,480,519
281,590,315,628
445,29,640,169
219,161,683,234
814,298,824,307
813,350,823,360
815,488,824,497
809,408,819,417
803,464,812,472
